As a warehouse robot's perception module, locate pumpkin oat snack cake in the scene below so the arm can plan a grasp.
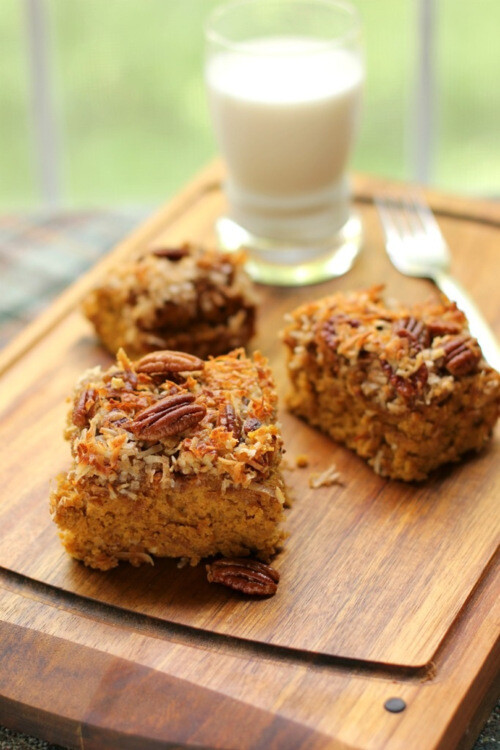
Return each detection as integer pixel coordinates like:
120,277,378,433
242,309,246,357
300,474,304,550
50,348,287,570
82,243,258,359
282,286,500,481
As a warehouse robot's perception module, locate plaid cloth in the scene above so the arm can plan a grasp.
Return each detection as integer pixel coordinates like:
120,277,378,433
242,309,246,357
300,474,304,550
0,208,148,349
0,210,498,750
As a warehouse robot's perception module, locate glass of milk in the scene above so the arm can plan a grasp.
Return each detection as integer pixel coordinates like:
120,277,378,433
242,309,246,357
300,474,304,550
205,0,364,285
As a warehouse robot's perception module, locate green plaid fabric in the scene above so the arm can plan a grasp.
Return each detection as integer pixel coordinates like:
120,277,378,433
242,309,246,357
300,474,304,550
0,209,148,348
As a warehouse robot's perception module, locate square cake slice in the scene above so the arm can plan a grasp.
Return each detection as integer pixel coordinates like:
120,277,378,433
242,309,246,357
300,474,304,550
50,348,286,570
82,243,258,359
282,286,500,481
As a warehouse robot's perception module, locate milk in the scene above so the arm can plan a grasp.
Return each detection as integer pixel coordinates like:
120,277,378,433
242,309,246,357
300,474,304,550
206,37,363,242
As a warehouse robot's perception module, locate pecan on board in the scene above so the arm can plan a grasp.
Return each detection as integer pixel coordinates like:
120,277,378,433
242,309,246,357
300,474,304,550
206,557,280,596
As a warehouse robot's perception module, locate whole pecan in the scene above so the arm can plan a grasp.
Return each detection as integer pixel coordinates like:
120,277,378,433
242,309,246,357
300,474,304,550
135,350,204,378
218,402,241,440
394,316,430,350
206,558,280,596
151,244,190,261
129,392,206,440
72,387,98,428
442,335,481,376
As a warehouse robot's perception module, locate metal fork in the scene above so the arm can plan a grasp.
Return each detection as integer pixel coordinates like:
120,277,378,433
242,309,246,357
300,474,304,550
375,193,500,371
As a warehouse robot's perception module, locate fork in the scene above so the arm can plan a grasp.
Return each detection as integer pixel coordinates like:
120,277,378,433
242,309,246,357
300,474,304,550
375,192,500,371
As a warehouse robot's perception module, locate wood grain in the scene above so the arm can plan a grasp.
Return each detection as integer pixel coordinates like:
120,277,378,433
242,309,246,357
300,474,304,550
0,163,499,749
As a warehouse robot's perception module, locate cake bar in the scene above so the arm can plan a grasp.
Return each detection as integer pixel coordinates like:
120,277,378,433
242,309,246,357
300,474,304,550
50,348,286,569
82,243,258,359
282,286,500,481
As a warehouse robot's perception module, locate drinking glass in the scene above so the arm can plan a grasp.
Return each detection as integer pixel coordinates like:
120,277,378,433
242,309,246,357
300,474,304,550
204,0,364,285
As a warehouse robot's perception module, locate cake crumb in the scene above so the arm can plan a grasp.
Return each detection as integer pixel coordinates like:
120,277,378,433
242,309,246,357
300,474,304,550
295,454,309,468
309,464,343,489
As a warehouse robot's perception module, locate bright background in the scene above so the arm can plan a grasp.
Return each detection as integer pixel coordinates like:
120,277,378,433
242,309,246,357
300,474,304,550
1,0,499,210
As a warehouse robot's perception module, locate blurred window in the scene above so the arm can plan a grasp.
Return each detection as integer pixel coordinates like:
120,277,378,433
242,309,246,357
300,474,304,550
0,0,498,209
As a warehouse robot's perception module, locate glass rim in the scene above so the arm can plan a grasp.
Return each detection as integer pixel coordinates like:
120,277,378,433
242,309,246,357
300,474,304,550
204,0,362,54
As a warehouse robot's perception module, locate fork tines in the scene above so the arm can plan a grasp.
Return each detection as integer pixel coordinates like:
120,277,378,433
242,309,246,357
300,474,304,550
375,191,439,243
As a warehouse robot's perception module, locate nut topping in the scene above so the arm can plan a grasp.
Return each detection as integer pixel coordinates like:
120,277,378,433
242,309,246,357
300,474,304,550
320,314,360,351
206,558,280,596
381,360,428,402
442,335,481,376
427,320,462,339
320,319,339,351
218,402,241,440
72,387,98,428
151,244,190,261
135,350,204,377
129,392,206,440
243,417,262,434
394,316,430,349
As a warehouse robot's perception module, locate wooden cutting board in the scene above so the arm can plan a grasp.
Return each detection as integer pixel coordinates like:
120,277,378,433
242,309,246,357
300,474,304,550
0,163,499,750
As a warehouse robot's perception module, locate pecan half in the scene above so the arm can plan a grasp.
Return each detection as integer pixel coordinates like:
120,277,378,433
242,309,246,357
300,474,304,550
206,558,280,596
129,392,206,440
442,335,481,376
103,368,138,390
72,387,98,428
427,320,462,339
320,314,360,351
394,316,430,349
381,360,428,402
151,244,190,261
135,350,204,377
243,417,262,434
218,402,241,440
320,319,339,350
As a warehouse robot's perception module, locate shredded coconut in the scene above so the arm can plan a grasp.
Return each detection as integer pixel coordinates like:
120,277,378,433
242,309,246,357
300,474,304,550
309,464,343,489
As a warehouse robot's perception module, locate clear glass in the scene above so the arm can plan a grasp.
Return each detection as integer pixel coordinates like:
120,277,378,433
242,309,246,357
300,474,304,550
205,0,364,285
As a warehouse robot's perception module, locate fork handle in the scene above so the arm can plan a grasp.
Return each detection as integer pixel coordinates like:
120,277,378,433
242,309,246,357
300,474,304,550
434,270,500,372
